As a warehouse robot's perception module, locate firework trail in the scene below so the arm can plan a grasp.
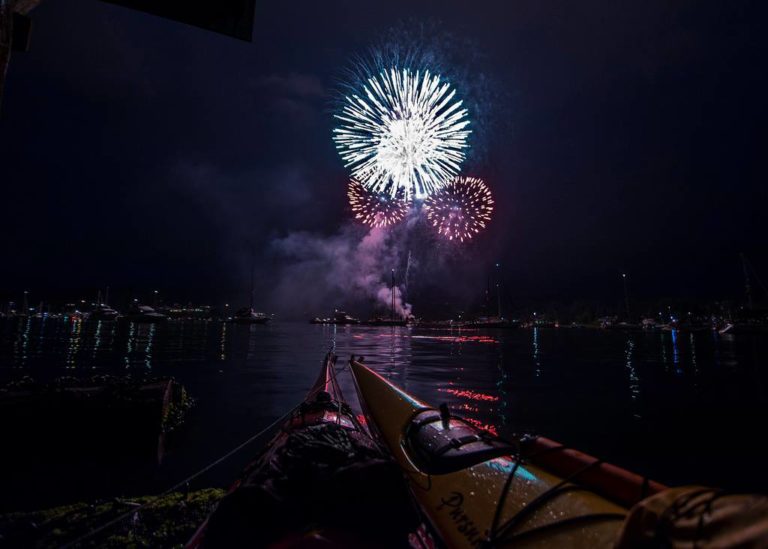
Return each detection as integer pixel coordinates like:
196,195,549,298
334,68,471,201
404,249,412,298
423,176,494,242
347,179,408,228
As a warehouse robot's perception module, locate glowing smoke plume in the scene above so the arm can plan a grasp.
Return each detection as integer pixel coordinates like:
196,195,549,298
270,226,412,318
423,176,494,242
334,68,471,201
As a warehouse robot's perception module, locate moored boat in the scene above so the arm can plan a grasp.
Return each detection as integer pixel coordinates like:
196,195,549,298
309,310,360,325
87,304,120,321
232,255,272,324
332,310,360,324
230,307,271,324
122,304,167,323
365,317,408,327
468,316,520,329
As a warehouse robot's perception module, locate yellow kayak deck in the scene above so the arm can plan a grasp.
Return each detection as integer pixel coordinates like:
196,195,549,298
350,359,634,548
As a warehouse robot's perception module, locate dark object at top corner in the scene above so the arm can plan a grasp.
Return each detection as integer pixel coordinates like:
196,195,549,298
101,0,256,41
12,14,33,52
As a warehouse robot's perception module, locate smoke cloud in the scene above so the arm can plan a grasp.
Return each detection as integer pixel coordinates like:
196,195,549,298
268,224,413,319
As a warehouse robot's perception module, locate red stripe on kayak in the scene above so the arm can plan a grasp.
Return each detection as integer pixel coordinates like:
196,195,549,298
528,436,667,507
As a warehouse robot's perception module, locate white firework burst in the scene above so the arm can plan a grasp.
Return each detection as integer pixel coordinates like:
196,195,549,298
334,68,471,201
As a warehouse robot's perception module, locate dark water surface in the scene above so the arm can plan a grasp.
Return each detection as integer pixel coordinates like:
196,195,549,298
1,317,767,511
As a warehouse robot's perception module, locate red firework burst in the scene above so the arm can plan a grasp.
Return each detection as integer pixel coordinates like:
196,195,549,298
348,179,408,227
423,176,494,242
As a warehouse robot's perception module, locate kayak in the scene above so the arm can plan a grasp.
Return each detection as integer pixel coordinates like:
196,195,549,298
188,353,418,548
349,357,667,548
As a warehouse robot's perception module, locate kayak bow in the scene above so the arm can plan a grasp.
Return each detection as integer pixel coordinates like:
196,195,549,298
350,358,666,548
188,354,417,548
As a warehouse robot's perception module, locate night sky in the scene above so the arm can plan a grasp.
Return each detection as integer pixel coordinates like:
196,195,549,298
1,0,766,316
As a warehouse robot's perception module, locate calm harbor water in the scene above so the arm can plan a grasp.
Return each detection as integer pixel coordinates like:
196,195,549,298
1,317,767,511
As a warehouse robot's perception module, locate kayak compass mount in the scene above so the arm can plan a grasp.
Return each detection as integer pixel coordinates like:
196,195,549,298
404,404,515,475
439,402,451,429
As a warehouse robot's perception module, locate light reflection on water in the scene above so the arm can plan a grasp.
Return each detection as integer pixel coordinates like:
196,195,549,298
0,317,767,507
532,326,542,377
625,337,640,413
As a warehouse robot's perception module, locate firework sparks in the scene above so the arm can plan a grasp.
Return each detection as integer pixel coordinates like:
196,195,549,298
334,68,471,201
347,179,408,228
424,176,494,242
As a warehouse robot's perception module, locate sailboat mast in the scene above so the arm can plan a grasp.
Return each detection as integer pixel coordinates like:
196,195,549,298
741,253,753,310
495,262,502,318
391,269,395,320
622,273,631,318
249,254,255,310
486,273,491,315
